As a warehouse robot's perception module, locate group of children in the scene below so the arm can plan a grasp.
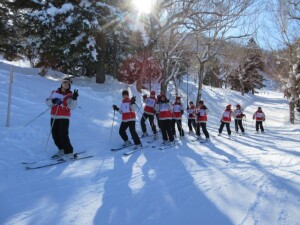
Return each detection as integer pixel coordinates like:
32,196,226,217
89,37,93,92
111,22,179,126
112,90,266,149
46,81,266,158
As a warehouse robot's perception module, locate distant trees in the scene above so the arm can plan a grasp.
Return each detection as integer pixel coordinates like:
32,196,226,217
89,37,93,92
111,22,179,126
227,38,265,94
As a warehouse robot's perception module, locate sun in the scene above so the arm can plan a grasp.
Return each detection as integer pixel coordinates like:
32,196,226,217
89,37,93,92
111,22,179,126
132,0,153,14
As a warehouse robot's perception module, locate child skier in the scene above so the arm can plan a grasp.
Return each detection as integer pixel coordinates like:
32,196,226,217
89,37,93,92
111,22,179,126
172,96,184,137
218,104,233,137
187,101,196,134
45,78,79,159
140,91,158,139
155,93,175,145
112,90,142,149
233,104,245,134
253,106,265,133
196,100,210,141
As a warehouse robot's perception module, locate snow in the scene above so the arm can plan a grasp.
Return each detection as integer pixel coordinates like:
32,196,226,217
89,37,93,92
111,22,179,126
0,60,300,225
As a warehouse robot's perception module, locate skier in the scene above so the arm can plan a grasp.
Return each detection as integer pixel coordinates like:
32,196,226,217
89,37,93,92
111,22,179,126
45,78,79,159
140,91,158,139
187,101,196,134
172,96,184,137
112,90,142,149
155,93,175,145
218,104,233,137
253,106,265,133
233,104,246,134
196,100,210,141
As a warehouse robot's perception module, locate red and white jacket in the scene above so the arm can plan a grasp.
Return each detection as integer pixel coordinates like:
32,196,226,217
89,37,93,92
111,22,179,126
45,89,77,119
187,105,196,119
233,109,244,120
118,97,136,122
196,106,209,123
155,102,173,120
143,97,157,115
253,110,265,121
221,109,233,123
172,103,184,120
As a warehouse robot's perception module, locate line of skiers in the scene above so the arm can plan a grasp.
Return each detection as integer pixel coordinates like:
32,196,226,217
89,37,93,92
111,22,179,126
111,90,266,149
46,81,266,158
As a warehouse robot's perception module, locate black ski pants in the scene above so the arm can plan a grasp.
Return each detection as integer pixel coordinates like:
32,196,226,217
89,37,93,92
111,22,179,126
235,119,245,133
196,122,210,138
219,122,231,135
51,118,73,154
256,121,264,132
160,119,174,142
188,118,196,132
141,113,157,134
119,121,141,145
172,119,184,136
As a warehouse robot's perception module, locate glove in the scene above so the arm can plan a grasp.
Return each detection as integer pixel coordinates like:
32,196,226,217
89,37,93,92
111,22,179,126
131,96,136,104
242,114,246,117
196,113,200,117
143,94,147,100
203,106,207,109
263,119,265,121
165,99,169,103
181,110,184,115
112,104,119,111
72,89,79,100
153,109,156,114
52,98,62,105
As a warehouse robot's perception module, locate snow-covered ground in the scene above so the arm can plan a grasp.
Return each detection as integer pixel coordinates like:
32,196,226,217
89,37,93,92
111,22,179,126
0,61,299,225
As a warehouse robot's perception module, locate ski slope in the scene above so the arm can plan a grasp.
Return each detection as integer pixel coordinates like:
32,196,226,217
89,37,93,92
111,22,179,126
0,60,299,225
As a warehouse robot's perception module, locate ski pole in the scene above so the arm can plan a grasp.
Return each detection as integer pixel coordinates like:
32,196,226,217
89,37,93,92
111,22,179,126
44,105,59,151
110,110,116,143
24,107,52,127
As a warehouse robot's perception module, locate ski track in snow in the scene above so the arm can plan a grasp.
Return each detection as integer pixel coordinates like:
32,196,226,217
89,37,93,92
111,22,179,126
0,60,299,225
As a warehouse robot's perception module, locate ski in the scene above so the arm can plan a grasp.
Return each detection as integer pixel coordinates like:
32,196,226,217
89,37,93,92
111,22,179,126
22,151,87,164
139,134,154,139
111,144,134,151
25,155,93,170
159,144,176,150
147,138,159,144
123,146,148,156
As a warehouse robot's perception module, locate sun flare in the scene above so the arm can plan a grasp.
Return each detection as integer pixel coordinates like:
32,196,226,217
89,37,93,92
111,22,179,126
132,0,153,14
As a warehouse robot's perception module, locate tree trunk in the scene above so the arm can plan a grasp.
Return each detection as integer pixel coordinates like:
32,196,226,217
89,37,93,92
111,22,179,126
95,61,105,84
289,101,295,124
196,62,205,105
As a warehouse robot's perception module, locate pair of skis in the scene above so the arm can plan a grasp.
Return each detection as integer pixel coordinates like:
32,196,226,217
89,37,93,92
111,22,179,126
22,151,93,170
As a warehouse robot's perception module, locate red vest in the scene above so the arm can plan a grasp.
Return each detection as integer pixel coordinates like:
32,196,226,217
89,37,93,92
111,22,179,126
50,90,72,117
187,105,196,119
158,102,173,120
172,103,183,119
120,97,136,122
234,109,243,119
222,109,232,123
197,106,208,122
254,111,265,121
144,97,157,115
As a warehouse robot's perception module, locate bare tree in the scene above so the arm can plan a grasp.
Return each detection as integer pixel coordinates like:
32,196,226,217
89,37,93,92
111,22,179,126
264,0,300,123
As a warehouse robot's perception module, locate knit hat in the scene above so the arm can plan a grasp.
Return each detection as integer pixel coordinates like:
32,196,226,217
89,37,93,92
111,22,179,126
176,96,181,100
150,91,156,95
199,100,204,105
122,90,129,96
226,104,231,109
61,78,72,90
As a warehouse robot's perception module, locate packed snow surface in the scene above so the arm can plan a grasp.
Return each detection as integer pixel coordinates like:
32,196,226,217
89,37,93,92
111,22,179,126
0,60,299,225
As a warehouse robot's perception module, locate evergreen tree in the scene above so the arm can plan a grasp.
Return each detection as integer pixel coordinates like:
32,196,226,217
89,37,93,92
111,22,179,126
243,38,265,94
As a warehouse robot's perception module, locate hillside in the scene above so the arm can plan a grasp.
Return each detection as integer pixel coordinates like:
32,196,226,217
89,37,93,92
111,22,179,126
0,60,299,225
